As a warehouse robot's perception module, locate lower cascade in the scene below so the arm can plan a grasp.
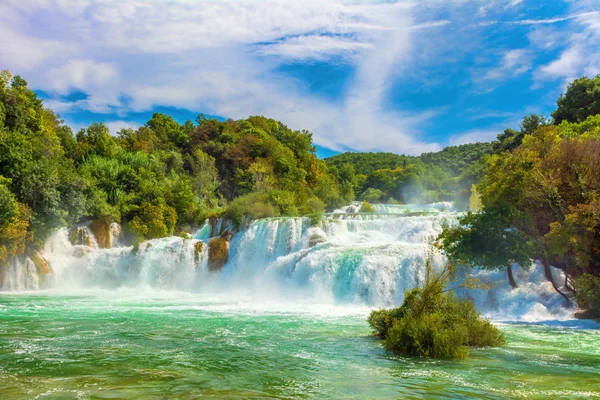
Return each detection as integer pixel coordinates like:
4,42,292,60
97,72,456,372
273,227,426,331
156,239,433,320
0,203,571,321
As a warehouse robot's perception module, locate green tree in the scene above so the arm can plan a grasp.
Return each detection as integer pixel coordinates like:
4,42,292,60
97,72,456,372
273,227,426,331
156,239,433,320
438,210,532,288
368,262,504,359
552,75,600,124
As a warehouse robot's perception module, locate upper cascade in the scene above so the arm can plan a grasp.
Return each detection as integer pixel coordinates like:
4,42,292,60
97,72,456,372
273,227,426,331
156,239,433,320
0,203,571,321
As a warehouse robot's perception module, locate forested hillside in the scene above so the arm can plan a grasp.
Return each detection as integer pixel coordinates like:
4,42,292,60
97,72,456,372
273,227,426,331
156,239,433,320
439,74,600,317
0,70,348,265
2,66,600,309
325,142,492,205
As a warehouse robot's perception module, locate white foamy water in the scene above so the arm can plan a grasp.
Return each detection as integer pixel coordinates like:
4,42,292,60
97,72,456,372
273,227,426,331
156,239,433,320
0,204,576,321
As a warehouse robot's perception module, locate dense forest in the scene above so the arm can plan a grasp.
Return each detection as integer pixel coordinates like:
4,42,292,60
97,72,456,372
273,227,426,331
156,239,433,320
439,74,600,317
325,142,492,206
0,70,350,266
1,69,600,317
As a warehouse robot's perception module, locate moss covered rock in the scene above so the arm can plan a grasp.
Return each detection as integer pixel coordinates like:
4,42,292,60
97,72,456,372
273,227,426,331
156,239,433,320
208,238,229,272
194,241,204,263
574,309,599,320
358,201,376,213
207,230,235,271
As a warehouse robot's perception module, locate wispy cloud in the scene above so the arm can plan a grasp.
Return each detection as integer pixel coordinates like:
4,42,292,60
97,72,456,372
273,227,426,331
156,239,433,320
0,0,453,155
2,0,597,154
258,35,372,61
482,49,532,81
105,120,139,135
448,128,501,146
505,0,524,9
511,11,600,25
534,8,600,85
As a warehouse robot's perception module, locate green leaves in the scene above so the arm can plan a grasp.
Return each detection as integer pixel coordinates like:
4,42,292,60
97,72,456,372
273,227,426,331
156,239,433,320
552,74,600,124
368,263,504,359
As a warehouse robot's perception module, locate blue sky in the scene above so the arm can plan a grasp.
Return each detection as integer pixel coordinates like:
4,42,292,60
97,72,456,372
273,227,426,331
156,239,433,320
2,0,599,158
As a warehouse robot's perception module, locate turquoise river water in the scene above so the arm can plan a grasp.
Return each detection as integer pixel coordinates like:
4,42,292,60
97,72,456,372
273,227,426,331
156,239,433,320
1,293,599,399
1,204,599,398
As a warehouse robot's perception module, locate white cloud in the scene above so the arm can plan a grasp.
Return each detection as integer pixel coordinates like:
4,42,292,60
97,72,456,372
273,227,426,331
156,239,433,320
105,120,139,135
483,49,532,81
511,11,600,25
505,0,524,9
7,0,586,154
0,0,453,155
534,8,600,85
0,18,67,71
448,128,500,145
43,59,118,94
258,35,372,60
537,46,582,81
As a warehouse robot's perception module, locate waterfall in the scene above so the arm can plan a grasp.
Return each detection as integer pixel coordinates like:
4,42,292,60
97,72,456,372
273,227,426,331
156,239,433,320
0,256,40,291
0,204,574,320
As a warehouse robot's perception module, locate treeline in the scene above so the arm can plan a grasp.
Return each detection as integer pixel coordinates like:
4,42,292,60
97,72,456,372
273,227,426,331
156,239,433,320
0,70,349,265
439,74,600,317
325,143,492,206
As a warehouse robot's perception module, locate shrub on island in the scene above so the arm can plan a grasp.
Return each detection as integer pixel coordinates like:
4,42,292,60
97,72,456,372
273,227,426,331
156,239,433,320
368,264,504,359
358,201,376,213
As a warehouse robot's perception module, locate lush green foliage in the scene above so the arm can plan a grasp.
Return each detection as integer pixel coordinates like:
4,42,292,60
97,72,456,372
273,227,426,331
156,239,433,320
325,152,411,176
437,210,532,288
358,201,375,213
419,142,492,176
326,143,492,206
0,179,31,265
552,74,600,124
573,274,600,318
438,75,600,313
369,264,504,359
0,70,343,255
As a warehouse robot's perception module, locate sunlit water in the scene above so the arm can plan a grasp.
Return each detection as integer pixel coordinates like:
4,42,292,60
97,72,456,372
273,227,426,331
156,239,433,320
1,204,599,398
1,293,599,399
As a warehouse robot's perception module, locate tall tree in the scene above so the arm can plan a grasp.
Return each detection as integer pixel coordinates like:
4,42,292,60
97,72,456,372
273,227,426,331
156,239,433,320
552,75,600,124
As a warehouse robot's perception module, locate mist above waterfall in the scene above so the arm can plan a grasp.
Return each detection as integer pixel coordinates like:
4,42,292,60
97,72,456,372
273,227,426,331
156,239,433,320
0,203,572,321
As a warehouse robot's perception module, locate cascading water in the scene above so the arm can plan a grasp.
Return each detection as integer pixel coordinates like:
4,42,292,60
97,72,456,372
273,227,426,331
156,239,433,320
2,203,597,399
0,204,572,320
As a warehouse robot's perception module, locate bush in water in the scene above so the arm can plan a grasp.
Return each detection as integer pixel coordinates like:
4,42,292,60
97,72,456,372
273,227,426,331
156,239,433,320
368,264,504,359
358,201,376,213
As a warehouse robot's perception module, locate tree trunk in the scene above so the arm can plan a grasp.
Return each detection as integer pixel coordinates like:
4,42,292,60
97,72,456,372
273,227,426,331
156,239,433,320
564,262,575,294
541,256,570,305
506,265,517,289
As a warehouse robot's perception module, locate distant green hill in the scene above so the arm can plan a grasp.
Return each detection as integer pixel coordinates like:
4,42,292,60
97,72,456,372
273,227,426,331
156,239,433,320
324,142,493,206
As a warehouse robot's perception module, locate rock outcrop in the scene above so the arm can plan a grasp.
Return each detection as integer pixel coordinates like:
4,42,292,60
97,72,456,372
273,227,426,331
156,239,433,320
207,230,234,272
69,227,96,248
31,251,51,275
574,309,599,320
90,218,111,249
308,233,327,247
194,241,204,263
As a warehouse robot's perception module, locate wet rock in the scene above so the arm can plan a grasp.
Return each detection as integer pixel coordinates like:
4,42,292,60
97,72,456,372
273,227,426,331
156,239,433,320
90,218,111,249
73,246,93,258
574,309,599,320
308,233,326,247
69,227,96,248
110,222,121,246
220,229,235,241
194,241,204,263
31,252,51,275
208,238,229,272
